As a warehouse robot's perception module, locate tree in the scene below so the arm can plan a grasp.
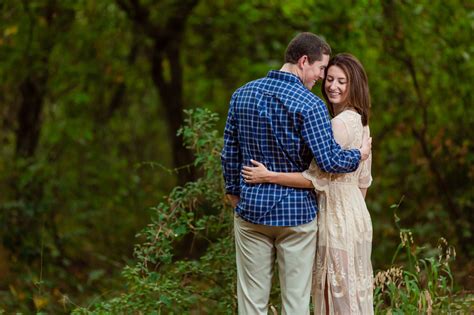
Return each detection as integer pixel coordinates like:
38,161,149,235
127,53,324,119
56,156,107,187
14,1,74,158
115,0,200,184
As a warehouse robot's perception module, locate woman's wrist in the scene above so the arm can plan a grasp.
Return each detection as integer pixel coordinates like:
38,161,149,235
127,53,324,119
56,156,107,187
267,171,277,184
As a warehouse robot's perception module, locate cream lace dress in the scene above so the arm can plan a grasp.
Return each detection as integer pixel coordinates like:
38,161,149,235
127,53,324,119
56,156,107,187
302,110,373,315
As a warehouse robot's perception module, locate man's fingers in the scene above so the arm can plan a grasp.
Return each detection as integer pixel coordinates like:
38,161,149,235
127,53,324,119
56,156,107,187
362,128,368,139
362,136,372,148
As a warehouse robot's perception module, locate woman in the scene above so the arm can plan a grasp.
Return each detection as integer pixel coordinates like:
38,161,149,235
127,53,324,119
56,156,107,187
242,53,373,315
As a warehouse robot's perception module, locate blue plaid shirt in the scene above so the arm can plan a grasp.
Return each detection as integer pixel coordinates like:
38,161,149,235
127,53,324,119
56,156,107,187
221,70,361,226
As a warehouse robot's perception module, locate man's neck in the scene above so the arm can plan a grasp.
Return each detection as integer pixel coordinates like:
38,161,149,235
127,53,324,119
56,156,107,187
280,63,302,80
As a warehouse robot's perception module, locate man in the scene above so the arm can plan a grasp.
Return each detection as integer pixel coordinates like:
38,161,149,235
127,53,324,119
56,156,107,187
221,32,371,314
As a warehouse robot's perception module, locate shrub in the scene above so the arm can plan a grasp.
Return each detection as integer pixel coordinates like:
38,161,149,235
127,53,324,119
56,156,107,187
74,108,236,314
373,201,468,314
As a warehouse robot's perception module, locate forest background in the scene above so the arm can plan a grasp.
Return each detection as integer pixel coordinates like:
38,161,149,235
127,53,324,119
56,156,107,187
0,0,472,313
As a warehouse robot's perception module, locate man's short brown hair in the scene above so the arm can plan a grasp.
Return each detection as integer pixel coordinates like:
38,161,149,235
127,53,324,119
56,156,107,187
285,32,331,64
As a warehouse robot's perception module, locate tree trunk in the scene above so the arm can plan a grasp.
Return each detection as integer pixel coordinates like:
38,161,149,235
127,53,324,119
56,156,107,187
115,0,199,185
16,73,48,158
7,0,74,264
151,40,195,184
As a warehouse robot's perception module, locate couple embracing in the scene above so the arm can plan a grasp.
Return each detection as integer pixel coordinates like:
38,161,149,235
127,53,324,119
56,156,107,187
221,32,373,315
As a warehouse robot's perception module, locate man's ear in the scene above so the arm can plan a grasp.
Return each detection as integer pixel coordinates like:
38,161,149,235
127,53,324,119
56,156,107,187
297,55,308,69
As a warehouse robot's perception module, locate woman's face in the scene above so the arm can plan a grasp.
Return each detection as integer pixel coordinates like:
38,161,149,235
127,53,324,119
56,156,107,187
325,65,348,105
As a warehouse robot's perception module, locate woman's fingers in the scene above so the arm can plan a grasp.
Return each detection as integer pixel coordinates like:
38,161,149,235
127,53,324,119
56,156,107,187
242,169,258,183
250,159,263,166
242,161,266,184
242,174,254,183
242,171,252,176
242,169,252,176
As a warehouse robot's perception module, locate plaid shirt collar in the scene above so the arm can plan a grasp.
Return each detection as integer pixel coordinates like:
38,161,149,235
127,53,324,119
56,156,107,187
267,70,304,86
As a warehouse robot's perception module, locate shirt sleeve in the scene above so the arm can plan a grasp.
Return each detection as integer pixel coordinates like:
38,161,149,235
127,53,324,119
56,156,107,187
221,93,242,195
301,101,361,173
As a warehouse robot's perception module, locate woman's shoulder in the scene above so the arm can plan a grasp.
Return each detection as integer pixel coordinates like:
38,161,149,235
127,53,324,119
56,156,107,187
331,110,364,147
332,109,361,125
337,109,360,118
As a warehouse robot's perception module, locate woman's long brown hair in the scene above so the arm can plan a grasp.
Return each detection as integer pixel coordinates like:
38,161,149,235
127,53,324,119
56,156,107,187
322,53,371,126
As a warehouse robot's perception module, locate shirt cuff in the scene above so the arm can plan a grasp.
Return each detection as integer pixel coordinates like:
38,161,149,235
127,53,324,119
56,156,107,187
355,149,362,163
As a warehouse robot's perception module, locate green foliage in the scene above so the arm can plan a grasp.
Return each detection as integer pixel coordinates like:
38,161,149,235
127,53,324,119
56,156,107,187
0,1,174,312
373,201,472,313
0,0,472,313
73,108,236,313
373,227,468,313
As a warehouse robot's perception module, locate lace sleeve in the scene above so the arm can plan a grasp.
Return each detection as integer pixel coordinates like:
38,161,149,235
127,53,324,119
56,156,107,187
359,126,373,188
302,160,330,193
331,116,352,149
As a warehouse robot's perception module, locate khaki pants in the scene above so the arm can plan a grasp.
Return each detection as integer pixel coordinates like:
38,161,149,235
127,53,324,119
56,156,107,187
234,214,317,315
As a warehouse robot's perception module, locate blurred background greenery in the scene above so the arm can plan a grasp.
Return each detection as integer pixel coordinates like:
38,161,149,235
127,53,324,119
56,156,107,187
0,0,472,313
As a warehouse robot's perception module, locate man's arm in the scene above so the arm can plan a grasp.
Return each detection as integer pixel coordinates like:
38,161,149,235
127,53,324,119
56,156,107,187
301,101,364,173
221,94,242,196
